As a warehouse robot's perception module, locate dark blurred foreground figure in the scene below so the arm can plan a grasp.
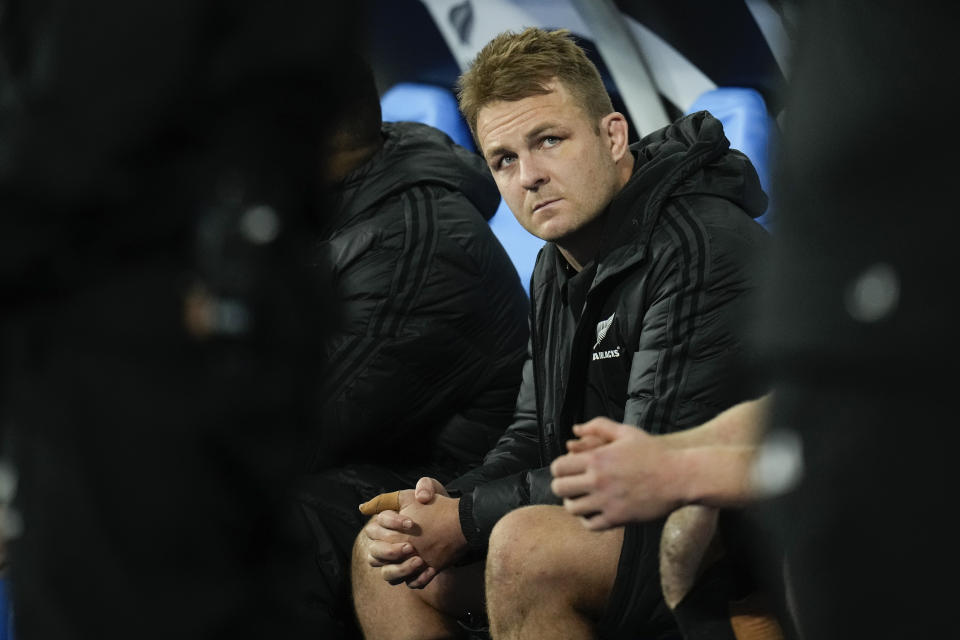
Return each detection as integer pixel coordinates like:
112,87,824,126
0,1,363,638
297,62,529,638
551,1,960,638
753,1,960,637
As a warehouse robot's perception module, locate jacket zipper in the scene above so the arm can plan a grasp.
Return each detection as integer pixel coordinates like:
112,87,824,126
529,276,547,467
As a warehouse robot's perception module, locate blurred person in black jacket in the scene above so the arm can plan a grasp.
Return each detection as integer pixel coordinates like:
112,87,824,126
0,1,365,638
297,61,529,638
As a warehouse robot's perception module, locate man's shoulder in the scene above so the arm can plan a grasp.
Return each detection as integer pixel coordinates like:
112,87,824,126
649,195,768,251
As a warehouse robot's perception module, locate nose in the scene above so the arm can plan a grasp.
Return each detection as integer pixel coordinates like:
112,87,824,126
520,157,548,191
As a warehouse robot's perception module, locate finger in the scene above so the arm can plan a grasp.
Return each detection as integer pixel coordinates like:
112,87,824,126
580,511,614,531
565,434,607,453
367,541,415,567
381,554,425,585
363,519,411,546
358,490,401,516
415,476,446,503
406,565,438,589
551,473,595,499
396,488,416,510
550,452,588,478
415,477,434,503
562,493,604,518
572,417,625,443
375,510,414,532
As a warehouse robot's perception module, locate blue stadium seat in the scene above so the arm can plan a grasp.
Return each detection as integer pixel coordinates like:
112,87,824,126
380,82,475,152
486,200,544,296
686,87,775,230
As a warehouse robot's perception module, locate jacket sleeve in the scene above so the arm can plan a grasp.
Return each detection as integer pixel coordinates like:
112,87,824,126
625,200,768,434
445,341,558,551
315,188,528,471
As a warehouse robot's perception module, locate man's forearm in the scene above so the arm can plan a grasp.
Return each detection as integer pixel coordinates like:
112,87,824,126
662,394,770,451
676,444,759,507
660,396,771,508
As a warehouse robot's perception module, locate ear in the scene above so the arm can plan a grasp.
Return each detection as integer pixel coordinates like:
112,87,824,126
601,112,630,161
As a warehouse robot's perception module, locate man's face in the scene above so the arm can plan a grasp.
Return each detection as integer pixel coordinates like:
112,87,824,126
476,81,626,244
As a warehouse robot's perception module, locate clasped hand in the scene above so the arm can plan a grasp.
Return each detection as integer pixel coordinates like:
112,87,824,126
360,477,466,589
549,417,686,529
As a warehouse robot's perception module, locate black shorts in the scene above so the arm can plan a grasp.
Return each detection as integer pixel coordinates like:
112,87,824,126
598,520,682,640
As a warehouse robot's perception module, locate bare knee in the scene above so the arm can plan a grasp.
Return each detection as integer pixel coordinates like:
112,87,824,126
486,506,623,636
351,529,482,640
351,528,373,589
659,505,721,609
486,505,611,596
487,506,562,588
350,530,380,614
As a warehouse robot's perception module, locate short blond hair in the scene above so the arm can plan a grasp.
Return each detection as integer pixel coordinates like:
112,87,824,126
457,28,614,146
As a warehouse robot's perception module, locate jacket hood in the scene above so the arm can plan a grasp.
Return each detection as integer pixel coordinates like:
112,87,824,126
331,121,500,229
600,111,767,254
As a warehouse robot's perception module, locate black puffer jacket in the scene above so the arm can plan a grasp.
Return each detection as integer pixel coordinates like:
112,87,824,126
449,112,770,549
314,121,530,472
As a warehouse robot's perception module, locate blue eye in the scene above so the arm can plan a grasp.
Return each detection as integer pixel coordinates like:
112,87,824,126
542,136,561,148
499,155,516,169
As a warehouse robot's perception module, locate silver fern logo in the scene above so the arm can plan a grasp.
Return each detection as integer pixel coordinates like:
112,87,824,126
594,313,615,348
